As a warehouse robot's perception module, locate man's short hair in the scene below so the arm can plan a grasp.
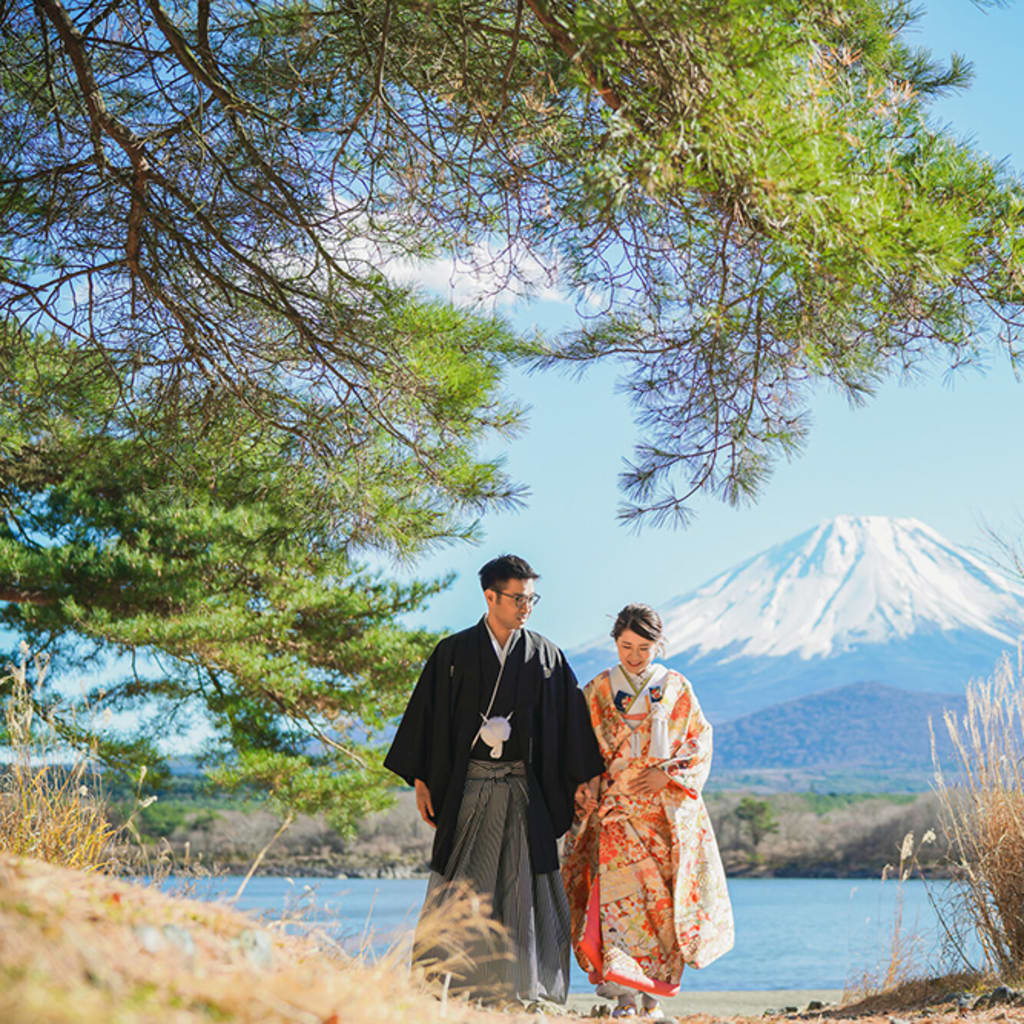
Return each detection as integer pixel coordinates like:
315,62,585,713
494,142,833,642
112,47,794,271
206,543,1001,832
479,554,539,592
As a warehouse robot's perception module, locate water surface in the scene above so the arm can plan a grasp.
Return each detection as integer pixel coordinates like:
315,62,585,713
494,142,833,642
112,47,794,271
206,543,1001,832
170,875,966,992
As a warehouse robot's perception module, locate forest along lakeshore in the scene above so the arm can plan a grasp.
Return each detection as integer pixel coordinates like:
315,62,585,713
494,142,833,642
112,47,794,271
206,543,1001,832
123,782,941,881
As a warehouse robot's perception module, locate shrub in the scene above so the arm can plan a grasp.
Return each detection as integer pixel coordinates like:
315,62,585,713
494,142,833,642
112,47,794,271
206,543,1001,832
134,800,192,839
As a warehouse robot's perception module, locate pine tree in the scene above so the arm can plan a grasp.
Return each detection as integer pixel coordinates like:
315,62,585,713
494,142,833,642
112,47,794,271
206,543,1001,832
0,328,517,831
1,0,1021,526
735,796,780,849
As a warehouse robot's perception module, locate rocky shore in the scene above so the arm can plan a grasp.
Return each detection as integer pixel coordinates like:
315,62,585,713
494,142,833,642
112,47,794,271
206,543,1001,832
564,985,1024,1024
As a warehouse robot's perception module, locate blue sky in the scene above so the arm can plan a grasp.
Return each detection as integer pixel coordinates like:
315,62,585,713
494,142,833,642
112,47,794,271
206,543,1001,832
396,0,1024,653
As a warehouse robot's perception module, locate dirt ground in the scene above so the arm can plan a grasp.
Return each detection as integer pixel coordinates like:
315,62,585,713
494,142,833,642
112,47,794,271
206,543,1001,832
577,1010,1024,1024
550,992,1024,1024
564,989,845,1018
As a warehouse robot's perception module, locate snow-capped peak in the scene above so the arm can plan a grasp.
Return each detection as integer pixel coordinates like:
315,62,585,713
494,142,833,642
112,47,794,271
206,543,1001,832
603,515,1024,663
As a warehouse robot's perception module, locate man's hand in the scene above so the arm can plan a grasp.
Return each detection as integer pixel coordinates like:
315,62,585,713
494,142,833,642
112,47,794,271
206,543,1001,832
575,776,601,816
623,766,671,798
414,778,436,828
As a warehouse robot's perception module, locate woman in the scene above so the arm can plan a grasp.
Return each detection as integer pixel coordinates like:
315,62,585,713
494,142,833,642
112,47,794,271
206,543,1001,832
562,603,734,1018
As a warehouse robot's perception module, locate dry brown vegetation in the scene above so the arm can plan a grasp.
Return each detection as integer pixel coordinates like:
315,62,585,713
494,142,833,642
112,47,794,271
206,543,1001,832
0,851,515,1024
837,970,993,1015
0,646,125,871
935,649,1024,976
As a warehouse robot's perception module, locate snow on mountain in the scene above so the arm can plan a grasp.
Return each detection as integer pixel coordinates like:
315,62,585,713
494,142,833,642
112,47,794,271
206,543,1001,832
660,515,1024,660
569,515,1024,721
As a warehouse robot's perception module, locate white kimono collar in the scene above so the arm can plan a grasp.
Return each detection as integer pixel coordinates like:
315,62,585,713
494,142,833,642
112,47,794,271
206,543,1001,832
609,662,673,759
611,661,670,700
482,616,519,667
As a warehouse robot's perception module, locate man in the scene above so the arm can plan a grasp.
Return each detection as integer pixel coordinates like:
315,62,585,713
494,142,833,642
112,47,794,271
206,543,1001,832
384,554,604,1005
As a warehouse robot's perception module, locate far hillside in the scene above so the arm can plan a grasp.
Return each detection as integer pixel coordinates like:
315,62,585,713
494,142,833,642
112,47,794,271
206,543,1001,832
710,682,966,788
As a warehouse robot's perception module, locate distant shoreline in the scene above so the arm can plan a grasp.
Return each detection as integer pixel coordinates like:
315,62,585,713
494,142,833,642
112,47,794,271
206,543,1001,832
148,861,946,880
134,785,947,881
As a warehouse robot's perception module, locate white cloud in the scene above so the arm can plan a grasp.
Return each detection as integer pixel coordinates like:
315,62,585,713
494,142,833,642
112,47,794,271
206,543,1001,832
369,237,568,311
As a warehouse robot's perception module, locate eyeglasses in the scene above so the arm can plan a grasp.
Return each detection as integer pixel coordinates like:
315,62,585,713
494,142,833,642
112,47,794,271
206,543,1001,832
493,589,541,609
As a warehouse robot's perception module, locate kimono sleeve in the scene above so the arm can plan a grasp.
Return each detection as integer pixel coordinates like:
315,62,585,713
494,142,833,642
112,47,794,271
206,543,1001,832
661,676,713,796
382,642,442,787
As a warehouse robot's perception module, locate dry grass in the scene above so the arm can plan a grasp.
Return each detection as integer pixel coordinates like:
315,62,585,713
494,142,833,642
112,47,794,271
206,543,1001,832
413,880,516,1002
838,969,990,1016
934,646,1024,977
0,851,519,1024
0,760,119,869
843,831,935,1001
0,644,126,871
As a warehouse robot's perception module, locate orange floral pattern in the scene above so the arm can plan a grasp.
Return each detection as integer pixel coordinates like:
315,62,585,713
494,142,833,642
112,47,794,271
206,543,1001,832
561,668,734,996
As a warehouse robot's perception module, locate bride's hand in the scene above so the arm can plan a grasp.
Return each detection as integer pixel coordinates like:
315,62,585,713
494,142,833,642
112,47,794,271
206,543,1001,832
625,766,671,797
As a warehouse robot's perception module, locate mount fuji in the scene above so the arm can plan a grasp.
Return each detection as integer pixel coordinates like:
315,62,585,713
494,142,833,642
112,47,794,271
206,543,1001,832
569,515,1024,724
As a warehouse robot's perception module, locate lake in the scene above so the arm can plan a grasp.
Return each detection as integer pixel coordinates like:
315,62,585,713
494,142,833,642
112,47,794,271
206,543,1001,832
168,875,976,992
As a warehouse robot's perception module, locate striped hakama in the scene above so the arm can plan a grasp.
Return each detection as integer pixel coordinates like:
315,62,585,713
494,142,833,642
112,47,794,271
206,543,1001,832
414,759,571,1003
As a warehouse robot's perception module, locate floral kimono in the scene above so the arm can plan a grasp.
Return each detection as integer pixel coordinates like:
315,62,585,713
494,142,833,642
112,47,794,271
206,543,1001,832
561,664,734,996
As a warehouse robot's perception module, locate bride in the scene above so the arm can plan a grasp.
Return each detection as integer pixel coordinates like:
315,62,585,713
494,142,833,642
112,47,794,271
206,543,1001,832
561,603,734,1018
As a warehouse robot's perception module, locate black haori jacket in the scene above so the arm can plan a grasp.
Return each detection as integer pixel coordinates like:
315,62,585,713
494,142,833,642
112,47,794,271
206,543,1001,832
384,620,604,875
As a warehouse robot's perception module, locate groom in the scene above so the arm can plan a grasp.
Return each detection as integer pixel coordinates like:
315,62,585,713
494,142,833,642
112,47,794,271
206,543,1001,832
384,554,603,1004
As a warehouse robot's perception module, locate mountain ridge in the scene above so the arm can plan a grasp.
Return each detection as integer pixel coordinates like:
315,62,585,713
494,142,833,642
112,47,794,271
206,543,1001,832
568,514,1024,722
712,680,966,773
